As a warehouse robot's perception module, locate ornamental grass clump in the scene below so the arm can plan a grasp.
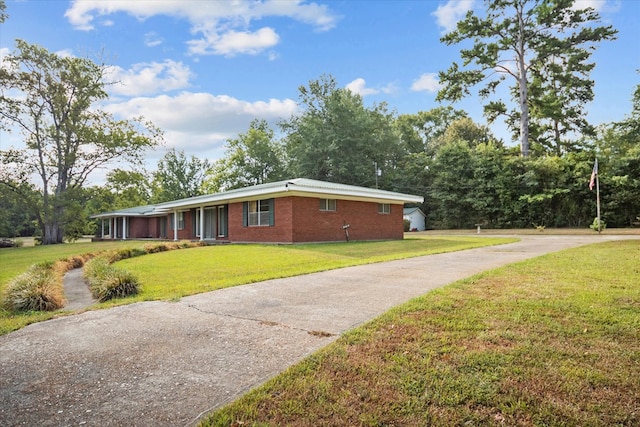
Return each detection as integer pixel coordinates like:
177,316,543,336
84,257,140,302
1,262,65,312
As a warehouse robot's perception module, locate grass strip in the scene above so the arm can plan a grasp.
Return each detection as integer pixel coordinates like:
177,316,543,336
202,240,640,427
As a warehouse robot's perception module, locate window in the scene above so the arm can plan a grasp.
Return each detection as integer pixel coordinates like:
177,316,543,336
243,199,274,226
378,203,391,214
319,199,336,211
169,212,185,230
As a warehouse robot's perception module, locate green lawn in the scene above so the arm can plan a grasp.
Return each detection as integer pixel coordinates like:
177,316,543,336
114,237,513,302
0,240,149,287
201,240,640,427
0,236,513,334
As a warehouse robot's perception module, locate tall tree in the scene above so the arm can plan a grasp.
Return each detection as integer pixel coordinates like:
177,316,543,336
614,81,640,153
0,40,162,244
104,168,152,208
151,148,210,202
435,117,495,149
204,119,286,192
0,180,38,238
282,74,402,187
527,51,596,155
396,107,468,154
437,0,617,157
0,0,7,23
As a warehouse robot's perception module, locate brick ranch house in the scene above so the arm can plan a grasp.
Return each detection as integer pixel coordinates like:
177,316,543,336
92,178,424,244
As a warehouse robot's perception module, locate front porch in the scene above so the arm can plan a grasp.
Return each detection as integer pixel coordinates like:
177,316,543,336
94,204,229,242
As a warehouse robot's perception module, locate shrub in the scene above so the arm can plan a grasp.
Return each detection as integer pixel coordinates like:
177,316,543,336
84,257,140,302
589,217,606,232
2,263,65,312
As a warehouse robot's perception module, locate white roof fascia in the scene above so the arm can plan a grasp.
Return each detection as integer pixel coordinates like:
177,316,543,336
92,179,424,218
156,180,423,211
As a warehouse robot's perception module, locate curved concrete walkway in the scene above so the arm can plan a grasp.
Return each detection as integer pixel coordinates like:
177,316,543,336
63,268,96,310
0,235,636,426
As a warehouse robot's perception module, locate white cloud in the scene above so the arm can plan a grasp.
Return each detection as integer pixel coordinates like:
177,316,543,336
189,27,280,57
104,92,298,160
345,78,379,96
144,32,163,48
106,60,194,97
345,78,398,97
411,73,443,93
55,49,75,58
433,0,475,33
64,0,338,56
572,0,606,12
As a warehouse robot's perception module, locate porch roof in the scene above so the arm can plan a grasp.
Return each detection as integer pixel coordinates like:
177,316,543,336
91,178,424,219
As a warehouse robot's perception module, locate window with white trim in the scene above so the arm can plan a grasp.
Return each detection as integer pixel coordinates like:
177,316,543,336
378,203,391,214
319,199,336,211
243,199,274,226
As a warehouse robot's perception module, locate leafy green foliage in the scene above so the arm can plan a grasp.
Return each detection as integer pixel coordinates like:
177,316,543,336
0,40,162,244
152,148,210,202
590,217,606,232
282,74,402,187
204,119,287,192
395,107,468,154
0,0,7,23
437,0,617,157
0,181,38,238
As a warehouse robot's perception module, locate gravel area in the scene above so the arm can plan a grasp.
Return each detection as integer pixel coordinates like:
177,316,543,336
0,235,635,426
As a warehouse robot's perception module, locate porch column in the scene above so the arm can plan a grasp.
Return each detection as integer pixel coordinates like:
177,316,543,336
101,219,105,238
122,217,127,240
199,206,204,241
173,210,178,241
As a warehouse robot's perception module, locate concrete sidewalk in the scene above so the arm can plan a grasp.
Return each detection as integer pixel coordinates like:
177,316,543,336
0,235,635,426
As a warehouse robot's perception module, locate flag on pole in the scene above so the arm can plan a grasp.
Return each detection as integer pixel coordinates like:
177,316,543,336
589,158,598,191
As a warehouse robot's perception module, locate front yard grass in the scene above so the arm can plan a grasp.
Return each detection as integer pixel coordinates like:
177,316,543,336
113,236,512,303
0,236,513,334
201,240,640,426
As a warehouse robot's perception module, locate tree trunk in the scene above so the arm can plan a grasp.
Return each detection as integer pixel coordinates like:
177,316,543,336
516,5,530,158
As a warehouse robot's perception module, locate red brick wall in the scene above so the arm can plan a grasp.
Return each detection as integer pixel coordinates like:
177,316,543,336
122,197,404,242
128,217,150,238
227,196,403,243
228,198,294,243
290,197,403,242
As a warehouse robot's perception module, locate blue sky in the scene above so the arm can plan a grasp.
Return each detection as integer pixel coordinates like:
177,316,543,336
1,0,638,174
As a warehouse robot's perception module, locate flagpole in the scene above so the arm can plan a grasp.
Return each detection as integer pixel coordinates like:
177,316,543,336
589,158,601,233
596,165,601,234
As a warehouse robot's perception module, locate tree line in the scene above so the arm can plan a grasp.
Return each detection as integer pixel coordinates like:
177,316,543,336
1,0,638,243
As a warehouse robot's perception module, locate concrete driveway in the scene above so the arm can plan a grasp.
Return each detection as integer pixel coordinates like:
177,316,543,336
0,234,635,426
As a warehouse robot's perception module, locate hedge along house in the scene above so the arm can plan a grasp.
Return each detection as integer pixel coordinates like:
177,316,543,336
92,178,424,244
